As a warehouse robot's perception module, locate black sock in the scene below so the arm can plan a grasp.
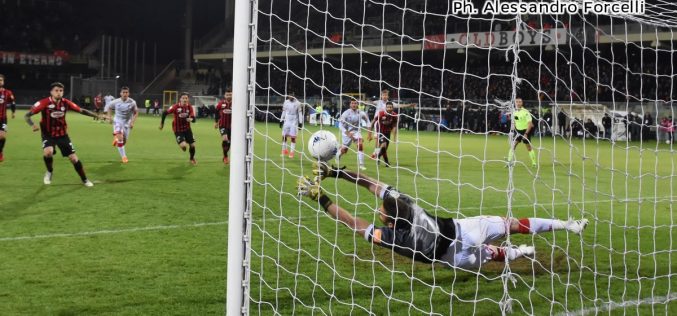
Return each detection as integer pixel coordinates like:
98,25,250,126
0,138,5,153
73,160,87,181
222,141,230,157
189,146,196,160
382,151,390,165
44,156,54,172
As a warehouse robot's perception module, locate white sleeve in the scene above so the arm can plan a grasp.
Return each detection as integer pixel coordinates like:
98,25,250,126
280,103,287,122
338,111,347,132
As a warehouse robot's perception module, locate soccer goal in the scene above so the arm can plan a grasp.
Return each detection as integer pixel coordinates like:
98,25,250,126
228,1,676,315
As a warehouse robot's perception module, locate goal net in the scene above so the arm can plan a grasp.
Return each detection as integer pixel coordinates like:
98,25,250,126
233,0,677,314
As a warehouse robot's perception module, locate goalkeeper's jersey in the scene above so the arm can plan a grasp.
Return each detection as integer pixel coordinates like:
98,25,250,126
373,189,456,264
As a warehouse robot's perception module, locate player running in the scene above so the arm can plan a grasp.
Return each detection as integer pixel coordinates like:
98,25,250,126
0,74,17,162
368,101,398,167
298,164,589,269
214,90,232,164
508,98,537,167
160,92,197,165
280,94,303,158
338,99,370,170
104,86,138,163
24,82,100,187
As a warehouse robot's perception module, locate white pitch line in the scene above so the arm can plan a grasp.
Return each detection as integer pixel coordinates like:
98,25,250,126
0,221,228,242
558,293,677,316
1,195,673,242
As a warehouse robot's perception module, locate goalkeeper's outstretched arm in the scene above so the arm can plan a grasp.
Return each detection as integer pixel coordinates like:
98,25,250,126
314,163,389,198
298,176,373,239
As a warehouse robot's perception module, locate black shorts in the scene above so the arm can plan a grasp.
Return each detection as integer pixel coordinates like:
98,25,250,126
42,134,75,157
0,118,6,131
377,131,391,146
219,128,231,137
174,130,195,145
515,129,533,144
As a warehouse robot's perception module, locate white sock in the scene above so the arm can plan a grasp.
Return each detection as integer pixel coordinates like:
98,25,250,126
358,151,364,165
281,142,287,151
374,147,381,156
529,218,565,233
290,142,296,152
117,146,126,158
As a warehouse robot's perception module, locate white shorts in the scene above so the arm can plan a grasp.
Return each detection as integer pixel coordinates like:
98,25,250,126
113,121,131,138
341,130,362,147
282,123,298,137
441,216,509,269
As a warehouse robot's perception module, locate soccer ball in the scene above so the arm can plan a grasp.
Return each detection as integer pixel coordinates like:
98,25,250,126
308,130,338,161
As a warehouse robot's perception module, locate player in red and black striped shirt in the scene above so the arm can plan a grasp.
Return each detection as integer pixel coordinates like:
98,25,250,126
160,92,197,165
24,82,101,187
214,90,232,164
0,74,16,162
368,101,398,167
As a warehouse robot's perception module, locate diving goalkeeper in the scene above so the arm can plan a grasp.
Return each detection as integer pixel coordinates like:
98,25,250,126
298,164,588,269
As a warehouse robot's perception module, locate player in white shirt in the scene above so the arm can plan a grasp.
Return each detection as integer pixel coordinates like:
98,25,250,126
104,86,138,163
338,99,370,170
103,94,115,107
372,89,416,117
280,94,303,158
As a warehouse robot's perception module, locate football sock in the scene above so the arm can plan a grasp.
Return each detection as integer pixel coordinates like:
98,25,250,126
117,141,126,158
517,218,566,234
529,150,536,164
0,138,5,153
73,160,87,182
189,146,196,160
222,140,230,157
44,156,54,172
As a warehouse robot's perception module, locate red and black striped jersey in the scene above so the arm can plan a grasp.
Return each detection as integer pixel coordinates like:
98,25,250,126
0,88,16,121
215,99,232,129
375,110,398,134
94,95,103,109
31,97,83,137
167,103,195,133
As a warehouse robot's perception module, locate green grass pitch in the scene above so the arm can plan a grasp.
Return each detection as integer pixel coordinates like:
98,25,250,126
0,110,675,315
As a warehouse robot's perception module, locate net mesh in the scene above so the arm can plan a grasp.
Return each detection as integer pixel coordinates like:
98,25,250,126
243,0,676,314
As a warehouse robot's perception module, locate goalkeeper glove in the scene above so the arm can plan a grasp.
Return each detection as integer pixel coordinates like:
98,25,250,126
298,122,303,129
297,176,323,200
312,161,345,180
279,120,284,128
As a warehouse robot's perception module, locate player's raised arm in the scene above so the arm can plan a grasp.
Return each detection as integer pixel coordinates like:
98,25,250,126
313,163,388,197
67,100,98,119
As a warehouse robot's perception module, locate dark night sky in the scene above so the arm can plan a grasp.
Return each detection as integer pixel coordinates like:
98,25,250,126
70,0,226,63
